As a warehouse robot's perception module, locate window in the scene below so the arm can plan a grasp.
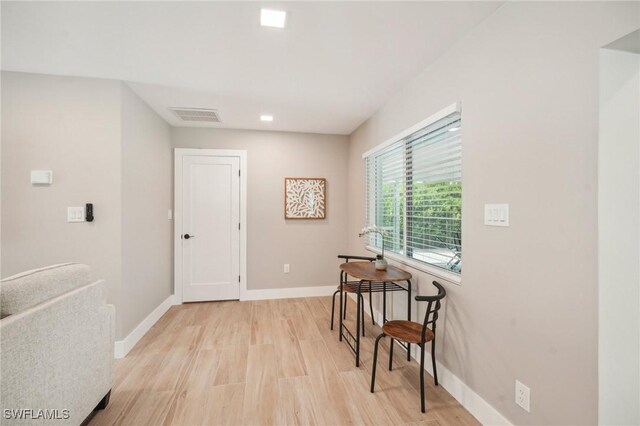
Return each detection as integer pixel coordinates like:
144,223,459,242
364,107,462,275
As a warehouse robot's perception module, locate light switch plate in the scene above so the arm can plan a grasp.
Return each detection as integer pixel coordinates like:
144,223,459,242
485,204,509,227
67,207,85,223
515,380,531,412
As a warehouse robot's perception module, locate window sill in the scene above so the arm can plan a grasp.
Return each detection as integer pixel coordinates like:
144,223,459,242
365,245,462,285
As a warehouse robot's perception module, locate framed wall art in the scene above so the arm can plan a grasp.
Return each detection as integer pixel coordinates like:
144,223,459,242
284,177,326,219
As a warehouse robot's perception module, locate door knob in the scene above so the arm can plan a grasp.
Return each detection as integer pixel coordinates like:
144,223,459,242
183,234,195,239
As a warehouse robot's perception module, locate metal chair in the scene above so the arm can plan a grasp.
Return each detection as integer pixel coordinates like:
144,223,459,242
370,280,446,413
331,255,376,336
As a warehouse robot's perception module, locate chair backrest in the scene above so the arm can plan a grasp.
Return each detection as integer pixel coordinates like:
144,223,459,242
415,281,446,342
337,254,376,263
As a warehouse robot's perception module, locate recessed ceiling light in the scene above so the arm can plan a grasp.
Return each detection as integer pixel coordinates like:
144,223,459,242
260,115,274,122
260,9,287,28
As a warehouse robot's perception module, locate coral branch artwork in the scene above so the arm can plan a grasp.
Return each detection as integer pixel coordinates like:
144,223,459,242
284,178,326,219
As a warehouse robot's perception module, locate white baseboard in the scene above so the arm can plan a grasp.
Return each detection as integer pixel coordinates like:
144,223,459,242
114,294,179,359
242,284,336,301
348,294,511,426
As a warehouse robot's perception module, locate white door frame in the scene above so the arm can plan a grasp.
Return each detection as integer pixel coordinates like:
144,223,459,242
174,148,248,303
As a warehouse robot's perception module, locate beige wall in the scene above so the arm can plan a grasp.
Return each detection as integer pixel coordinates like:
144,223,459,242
1,72,123,319
598,46,640,424
121,83,173,338
1,72,174,340
172,127,349,291
347,2,639,424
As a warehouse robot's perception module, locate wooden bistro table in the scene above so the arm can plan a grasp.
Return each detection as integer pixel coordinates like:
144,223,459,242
339,261,412,367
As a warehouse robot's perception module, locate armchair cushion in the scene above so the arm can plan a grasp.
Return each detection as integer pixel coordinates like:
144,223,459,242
0,263,91,318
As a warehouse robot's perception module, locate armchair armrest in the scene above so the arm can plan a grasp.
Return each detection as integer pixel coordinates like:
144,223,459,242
1,263,91,318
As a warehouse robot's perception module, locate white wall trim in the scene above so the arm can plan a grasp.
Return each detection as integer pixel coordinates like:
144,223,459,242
114,294,179,359
349,293,511,426
243,285,336,301
173,148,248,303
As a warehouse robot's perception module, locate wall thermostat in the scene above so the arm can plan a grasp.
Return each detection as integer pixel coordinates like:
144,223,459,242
31,170,53,185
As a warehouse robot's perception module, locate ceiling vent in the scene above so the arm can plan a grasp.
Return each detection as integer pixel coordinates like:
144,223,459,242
169,107,222,123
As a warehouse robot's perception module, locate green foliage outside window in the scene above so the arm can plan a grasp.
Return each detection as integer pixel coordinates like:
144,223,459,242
410,180,461,251
380,183,404,252
376,180,461,272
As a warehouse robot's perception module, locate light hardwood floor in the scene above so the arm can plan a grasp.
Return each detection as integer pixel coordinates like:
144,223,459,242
91,296,480,426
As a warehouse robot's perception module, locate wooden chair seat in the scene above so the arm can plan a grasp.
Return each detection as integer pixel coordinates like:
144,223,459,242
382,320,434,344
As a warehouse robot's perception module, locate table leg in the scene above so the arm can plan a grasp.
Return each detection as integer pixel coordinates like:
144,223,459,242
356,279,362,367
407,279,412,361
339,271,344,342
382,282,387,324
369,281,374,325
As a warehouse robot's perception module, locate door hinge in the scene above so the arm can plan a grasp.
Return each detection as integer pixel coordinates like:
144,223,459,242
238,275,241,283
238,170,241,177
238,222,241,230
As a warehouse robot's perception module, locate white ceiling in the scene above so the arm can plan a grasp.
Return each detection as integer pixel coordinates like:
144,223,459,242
1,1,502,135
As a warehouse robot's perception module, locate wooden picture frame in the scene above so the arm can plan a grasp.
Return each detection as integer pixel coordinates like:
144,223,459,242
284,177,327,219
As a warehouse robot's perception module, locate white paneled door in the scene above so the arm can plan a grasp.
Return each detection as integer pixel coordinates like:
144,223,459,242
179,153,241,302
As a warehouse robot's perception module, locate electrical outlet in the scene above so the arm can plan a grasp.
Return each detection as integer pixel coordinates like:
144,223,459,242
515,380,530,412
284,264,290,274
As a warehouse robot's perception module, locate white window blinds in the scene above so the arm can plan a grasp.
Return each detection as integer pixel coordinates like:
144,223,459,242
365,111,462,274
